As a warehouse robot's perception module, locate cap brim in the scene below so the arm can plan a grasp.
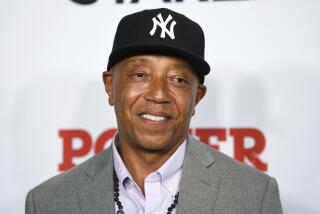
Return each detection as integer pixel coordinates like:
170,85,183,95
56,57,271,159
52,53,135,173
107,43,210,83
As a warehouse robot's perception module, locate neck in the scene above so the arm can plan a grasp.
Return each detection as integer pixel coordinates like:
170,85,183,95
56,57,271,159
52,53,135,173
117,138,184,194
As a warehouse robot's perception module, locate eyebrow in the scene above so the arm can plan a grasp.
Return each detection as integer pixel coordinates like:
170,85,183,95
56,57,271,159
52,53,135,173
126,57,150,67
174,63,193,71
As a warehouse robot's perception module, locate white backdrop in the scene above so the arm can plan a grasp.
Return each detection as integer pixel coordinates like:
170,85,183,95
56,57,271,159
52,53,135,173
1,0,320,213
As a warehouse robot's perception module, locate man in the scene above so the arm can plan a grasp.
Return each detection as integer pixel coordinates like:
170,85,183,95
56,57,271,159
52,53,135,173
25,8,282,214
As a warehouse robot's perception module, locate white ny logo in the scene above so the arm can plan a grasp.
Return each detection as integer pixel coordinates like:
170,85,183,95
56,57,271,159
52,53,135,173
149,13,177,40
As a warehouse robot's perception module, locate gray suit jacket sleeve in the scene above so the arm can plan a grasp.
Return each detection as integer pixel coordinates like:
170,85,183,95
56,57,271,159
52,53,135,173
260,177,282,214
25,190,36,214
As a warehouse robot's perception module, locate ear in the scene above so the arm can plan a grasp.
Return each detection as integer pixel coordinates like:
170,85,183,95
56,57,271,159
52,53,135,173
195,84,207,106
102,70,114,106
192,84,206,116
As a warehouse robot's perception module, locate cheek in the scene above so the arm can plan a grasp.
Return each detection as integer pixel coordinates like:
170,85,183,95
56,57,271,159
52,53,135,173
126,85,145,100
117,83,146,113
173,90,196,118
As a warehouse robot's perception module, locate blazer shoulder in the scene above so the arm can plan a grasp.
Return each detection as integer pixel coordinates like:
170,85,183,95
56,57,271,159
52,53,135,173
188,137,282,213
29,147,112,203
190,136,270,181
213,146,268,180
209,147,283,214
187,135,275,199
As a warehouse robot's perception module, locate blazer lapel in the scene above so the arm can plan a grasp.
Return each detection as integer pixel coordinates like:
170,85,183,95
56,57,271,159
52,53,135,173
78,148,115,214
177,136,222,214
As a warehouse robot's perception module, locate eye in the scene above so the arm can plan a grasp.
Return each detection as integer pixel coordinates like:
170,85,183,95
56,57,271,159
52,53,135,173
171,76,188,85
135,72,145,78
168,75,189,87
127,70,148,81
174,77,187,84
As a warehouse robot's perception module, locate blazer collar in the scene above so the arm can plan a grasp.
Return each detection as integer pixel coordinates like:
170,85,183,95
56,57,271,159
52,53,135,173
177,135,222,214
78,147,115,214
76,135,222,214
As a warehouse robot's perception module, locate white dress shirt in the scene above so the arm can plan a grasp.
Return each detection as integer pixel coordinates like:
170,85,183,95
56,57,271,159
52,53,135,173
112,134,186,214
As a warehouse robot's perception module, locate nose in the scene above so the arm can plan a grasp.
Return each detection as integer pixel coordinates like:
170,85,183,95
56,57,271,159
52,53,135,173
144,77,170,104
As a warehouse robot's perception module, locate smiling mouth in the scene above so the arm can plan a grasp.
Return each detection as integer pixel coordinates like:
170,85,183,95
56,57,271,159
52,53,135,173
140,114,170,122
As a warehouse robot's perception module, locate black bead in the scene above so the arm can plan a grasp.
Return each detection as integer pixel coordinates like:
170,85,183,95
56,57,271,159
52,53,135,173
113,167,180,214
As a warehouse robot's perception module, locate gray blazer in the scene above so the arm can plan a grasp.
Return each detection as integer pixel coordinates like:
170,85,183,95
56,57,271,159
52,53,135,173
25,136,282,214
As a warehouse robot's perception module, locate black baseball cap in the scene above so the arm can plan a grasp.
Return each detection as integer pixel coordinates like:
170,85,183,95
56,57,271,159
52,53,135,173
107,8,210,83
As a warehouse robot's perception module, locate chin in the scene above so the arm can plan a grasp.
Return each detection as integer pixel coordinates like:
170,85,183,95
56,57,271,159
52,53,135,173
135,134,180,152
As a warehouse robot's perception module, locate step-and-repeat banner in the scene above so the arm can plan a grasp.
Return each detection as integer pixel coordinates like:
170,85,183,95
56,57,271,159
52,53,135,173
1,0,320,213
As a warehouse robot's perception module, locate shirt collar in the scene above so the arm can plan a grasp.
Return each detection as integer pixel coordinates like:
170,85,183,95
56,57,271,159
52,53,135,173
156,139,186,183
156,139,186,195
112,133,187,193
112,134,133,187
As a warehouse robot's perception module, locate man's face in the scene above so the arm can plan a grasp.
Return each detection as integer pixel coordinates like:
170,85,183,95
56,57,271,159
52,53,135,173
103,55,206,153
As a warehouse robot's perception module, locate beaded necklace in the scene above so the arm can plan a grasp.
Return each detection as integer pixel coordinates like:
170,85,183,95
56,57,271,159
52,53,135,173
113,169,179,214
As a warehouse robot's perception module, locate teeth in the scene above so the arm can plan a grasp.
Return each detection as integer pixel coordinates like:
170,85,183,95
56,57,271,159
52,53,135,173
141,114,167,122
